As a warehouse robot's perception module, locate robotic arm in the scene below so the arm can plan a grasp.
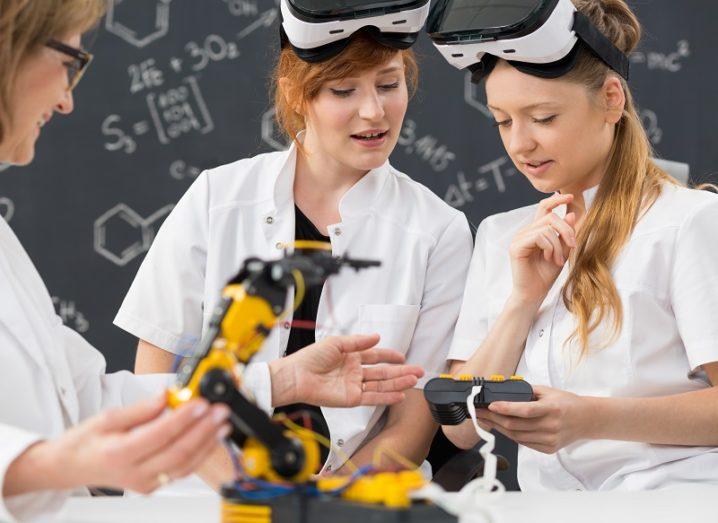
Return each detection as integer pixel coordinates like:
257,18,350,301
166,241,380,483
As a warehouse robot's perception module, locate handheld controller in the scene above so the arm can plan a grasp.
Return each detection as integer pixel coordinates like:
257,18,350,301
424,375,534,425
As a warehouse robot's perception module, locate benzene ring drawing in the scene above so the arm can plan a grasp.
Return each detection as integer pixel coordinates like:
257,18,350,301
105,0,173,48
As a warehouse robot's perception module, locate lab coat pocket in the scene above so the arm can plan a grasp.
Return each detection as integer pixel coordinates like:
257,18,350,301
357,304,420,355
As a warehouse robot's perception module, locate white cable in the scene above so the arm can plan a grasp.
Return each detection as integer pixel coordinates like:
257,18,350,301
412,385,504,522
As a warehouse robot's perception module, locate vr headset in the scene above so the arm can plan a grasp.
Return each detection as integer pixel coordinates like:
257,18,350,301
427,0,630,83
280,0,431,63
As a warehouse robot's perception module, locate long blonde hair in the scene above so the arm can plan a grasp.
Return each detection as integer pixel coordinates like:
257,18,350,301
0,0,107,142
559,0,676,354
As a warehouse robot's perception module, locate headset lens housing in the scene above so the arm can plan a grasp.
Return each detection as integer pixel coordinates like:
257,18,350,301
289,0,422,18
428,0,558,41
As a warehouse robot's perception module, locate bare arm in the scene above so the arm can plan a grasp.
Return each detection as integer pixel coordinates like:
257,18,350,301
442,295,539,449
338,389,437,472
586,363,718,446
475,363,718,453
135,340,176,374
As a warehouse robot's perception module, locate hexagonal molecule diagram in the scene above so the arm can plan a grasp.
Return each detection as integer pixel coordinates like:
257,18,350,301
464,71,492,120
261,108,290,151
94,203,173,266
105,0,173,49
0,197,14,222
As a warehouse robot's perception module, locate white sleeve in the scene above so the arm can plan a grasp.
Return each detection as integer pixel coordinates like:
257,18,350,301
0,425,66,523
406,213,473,379
59,322,172,421
114,172,210,355
241,363,273,414
670,196,718,373
448,219,491,363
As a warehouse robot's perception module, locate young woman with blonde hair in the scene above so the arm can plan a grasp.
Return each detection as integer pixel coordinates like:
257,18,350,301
438,0,718,489
0,1,424,517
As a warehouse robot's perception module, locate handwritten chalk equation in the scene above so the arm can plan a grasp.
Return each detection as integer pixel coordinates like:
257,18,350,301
52,297,90,333
102,76,214,153
640,108,663,145
169,159,202,180
94,203,174,266
398,119,456,172
222,0,259,16
444,156,519,208
630,40,690,72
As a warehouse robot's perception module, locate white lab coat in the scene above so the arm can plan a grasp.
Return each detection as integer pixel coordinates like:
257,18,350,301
450,183,718,490
0,215,173,522
115,142,473,473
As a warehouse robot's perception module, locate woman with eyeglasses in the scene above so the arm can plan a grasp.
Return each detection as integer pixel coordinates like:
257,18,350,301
0,1,423,519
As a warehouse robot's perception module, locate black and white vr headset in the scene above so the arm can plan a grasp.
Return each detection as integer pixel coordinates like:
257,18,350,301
427,0,630,83
280,0,431,63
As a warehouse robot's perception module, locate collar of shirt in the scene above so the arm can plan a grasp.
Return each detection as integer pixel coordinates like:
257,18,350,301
267,138,391,223
553,184,600,219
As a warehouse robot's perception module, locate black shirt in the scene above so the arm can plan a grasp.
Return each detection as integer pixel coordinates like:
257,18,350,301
273,206,331,463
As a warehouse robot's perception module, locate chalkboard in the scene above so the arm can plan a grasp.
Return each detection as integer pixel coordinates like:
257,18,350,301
1,0,716,376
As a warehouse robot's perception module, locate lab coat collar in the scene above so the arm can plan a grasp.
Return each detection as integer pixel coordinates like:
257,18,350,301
554,184,600,218
267,139,390,222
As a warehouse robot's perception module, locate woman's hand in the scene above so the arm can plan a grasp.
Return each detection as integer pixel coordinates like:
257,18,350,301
270,333,424,408
509,194,577,306
474,385,590,454
5,395,231,497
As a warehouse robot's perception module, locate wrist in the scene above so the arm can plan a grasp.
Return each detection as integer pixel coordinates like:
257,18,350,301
268,357,298,408
4,440,80,497
579,396,614,440
505,292,542,314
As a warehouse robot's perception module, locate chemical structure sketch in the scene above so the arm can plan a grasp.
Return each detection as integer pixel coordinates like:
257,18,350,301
630,40,690,73
444,156,518,209
105,0,172,49
52,297,90,333
261,108,289,151
464,72,492,120
0,197,15,222
640,109,663,145
94,203,174,266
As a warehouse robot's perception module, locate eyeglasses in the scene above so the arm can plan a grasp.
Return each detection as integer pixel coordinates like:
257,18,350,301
45,39,93,91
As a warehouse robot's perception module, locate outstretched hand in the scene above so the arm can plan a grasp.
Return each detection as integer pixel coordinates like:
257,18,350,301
271,333,424,408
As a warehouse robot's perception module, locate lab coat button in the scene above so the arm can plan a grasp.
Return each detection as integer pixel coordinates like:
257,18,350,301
283,321,290,330
337,439,344,447
326,465,332,471
59,386,66,396
275,241,284,250
334,228,342,236
265,216,274,225
538,329,545,338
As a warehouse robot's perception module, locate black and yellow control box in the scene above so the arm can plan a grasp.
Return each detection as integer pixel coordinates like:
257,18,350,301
424,375,534,425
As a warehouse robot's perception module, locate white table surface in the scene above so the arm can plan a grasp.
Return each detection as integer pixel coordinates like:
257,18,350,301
44,487,717,523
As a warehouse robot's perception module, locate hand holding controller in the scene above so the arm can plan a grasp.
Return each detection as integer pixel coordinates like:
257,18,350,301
424,375,534,425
